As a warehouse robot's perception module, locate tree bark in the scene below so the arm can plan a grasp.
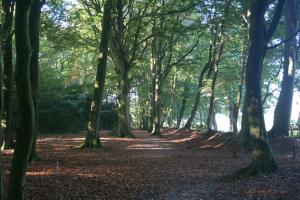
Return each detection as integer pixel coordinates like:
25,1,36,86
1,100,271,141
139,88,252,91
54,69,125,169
238,0,285,176
110,0,133,138
0,12,5,200
206,70,218,132
184,61,211,129
8,0,34,198
115,68,133,137
269,0,297,137
2,0,14,149
177,85,189,129
29,0,43,162
83,0,113,147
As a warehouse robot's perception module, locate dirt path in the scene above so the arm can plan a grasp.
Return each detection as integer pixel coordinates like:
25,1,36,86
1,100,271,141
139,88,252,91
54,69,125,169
3,129,300,199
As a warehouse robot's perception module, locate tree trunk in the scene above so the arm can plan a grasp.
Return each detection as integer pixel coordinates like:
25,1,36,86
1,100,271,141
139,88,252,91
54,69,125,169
206,69,218,132
238,0,285,176
83,0,113,147
184,61,211,129
151,75,162,135
269,0,297,137
8,0,34,199
29,0,43,162
0,15,5,200
2,0,14,149
110,0,133,138
116,69,132,137
176,84,188,128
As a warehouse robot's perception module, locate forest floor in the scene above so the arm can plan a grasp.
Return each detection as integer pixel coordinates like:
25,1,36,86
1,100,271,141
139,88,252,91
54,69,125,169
2,129,300,200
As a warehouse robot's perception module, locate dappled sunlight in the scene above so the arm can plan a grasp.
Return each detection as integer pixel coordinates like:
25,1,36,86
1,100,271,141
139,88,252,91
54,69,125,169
169,133,199,143
27,170,56,177
127,144,171,150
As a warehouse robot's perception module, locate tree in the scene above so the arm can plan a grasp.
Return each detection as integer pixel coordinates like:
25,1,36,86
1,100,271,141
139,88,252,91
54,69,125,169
82,0,113,148
0,2,5,198
2,0,14,149
8,0,35,198
29,0,44,162
205,0,230,132
109,0,152,137
239,0,285,176
269,0,298,137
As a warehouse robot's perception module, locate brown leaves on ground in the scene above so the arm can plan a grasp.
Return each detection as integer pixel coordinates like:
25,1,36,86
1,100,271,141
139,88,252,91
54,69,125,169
2,129,300,199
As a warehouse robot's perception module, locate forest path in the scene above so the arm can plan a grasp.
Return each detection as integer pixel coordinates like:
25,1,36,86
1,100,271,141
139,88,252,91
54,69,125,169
2,129,300,199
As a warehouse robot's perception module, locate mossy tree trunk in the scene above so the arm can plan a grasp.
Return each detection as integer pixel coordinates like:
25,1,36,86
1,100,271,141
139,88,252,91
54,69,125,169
8,0,35,199
110,0,133,138
83,0,113,147
115,67,132,137
239,0,285,176
2,0,14,149
269,0,297,137
29,0,43,162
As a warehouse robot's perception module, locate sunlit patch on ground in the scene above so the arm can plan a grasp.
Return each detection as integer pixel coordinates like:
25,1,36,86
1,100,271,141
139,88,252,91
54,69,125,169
2,129,300,199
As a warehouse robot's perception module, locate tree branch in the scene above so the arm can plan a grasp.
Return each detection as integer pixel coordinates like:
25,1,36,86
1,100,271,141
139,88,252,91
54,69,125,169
267,29,300,49
265,0,286,42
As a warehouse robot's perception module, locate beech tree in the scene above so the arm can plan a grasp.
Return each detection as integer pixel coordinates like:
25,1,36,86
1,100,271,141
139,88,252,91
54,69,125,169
239,0,285,176
82,0,113,148
0,2,4,198
269,0,298,137
29,0,44,162
8,0,35,198
2,0,14,149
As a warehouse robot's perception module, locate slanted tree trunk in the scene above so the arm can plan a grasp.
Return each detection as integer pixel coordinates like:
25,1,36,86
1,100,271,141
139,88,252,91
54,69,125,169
205,0,230,132
29,0,43,162
2,0,14,149
8,0,34,198
238,0,285,176
269,0,298,137
82,0,113,147
184,61,211,129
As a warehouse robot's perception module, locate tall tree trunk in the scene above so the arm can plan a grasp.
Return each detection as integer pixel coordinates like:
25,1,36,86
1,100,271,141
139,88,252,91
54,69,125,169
110,0,133,138
8,0,34,198
151,75,162,135
83,0,113,147
2,0,14,149
29,0,43,162
269,0,298,137
116,68,132,137
177,85,189,129
238,0,285,176
0,16,5,200
166,73,176,128
206,69,218,132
